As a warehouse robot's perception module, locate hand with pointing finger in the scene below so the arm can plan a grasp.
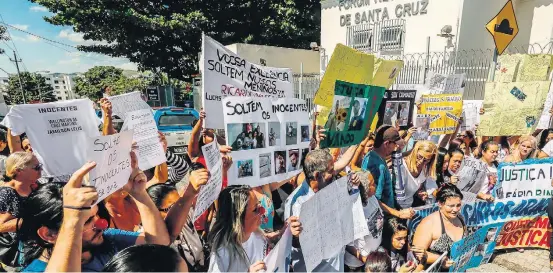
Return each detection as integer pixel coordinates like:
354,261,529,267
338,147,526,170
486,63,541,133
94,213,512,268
62,162,99,222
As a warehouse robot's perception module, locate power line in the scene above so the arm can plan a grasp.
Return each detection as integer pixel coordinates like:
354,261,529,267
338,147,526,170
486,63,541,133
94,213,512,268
0,21,77,49
1,41,13,51
0,14,28,72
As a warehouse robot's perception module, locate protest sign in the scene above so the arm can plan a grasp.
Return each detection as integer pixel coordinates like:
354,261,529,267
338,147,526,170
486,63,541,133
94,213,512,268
1,99,101,177
426,252,447,273
493,158,553,199
456,157,487,194
314,44,375,125
378,89,417,129
449,223,504,272
193,141,223,222
495,54,523,83
201,34,293,129
320,81,384,148
264,227,292,272
298,177,355,272
87,131,133,204
107,91,151,121
460,100,483,131
223,97,309,186
408,197,549,233
425,72,466,94
538,72,553,129
515,54,552,82
122,109,166,170
479,81,550,136
417,94,463,135
372,59,403,89
495,216,551,250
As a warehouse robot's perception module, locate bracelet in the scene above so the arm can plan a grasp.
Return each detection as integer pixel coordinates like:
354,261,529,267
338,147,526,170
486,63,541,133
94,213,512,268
63,205,91,210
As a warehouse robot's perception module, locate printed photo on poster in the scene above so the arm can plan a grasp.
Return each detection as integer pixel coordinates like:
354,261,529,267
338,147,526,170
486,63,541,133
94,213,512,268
286,122,298,145
325,95,352,132
413,116,431,140
237,159,254,178
268,122,280,147
259,153,271,178
301,148,310,167
227,123,267,151
348,98,368,131
288,149,300,172
274,150,287,174
300,125,310,142
377,90,417,130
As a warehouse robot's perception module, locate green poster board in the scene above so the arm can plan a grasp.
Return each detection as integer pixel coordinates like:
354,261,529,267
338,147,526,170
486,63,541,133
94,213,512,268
321,80,385,148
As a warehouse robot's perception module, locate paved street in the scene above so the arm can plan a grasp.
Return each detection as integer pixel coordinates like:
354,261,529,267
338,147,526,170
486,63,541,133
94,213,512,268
469,249,550,272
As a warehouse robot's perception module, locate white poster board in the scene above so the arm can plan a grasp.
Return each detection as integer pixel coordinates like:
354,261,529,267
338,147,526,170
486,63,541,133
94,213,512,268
122,109,166,170
298,177,355,272
461,100,483,132
201,34,294,129
538,74,553,129
108,91,152,121
223,97,310,186
425,72,466,95
264,227,293,272
87,130,133,204
193,141,223,222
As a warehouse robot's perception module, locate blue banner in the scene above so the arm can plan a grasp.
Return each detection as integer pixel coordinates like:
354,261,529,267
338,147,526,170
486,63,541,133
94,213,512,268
449,223,504,272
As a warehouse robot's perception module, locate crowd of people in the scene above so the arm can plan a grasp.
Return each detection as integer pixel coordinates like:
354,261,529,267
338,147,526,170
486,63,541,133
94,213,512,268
0,95,551,273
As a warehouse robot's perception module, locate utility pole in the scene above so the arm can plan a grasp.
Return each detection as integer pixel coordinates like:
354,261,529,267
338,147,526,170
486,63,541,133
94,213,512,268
9,51,26,104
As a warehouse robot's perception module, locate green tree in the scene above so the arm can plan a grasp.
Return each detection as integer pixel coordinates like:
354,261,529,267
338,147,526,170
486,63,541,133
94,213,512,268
6,72,56,104
29,0,321,80
74,66,149,102
0,26,9,55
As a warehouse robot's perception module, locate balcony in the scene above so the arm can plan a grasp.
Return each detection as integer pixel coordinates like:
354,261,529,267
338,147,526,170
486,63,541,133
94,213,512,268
346,19,406,56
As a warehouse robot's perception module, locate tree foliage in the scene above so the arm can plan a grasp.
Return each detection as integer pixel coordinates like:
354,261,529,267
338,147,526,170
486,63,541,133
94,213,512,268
0,26,9,55
74,66,149,102
30,0,321,81
6,72,56,104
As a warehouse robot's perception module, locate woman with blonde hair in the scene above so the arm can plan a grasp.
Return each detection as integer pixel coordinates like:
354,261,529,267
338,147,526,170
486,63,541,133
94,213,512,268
0,152,42,267
394,140,438,208
504,135,537,163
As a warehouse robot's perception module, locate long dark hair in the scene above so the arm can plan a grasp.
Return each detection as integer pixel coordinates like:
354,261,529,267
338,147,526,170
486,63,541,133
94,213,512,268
435,147,448,186
18,183,65,266
364,248,392,272
207,185,253,271
147,183,177,208
477,140,499,167
102,244,182,272
381,217,408,259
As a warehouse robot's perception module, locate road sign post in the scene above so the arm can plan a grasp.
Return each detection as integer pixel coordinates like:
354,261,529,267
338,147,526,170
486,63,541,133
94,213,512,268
485,0,519,56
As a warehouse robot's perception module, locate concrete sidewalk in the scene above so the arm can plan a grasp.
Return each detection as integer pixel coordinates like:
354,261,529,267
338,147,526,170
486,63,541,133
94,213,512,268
468,249,550,272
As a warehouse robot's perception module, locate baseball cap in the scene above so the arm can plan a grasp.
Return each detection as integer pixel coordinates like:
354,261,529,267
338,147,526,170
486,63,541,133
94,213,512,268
374,125,401,147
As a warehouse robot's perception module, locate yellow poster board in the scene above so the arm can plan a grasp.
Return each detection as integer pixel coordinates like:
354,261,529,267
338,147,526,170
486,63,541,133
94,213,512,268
515,54,552,82
418,94,463,135
478,81,550,136
372,59,404,89
314,44,374,125
495,54,523,83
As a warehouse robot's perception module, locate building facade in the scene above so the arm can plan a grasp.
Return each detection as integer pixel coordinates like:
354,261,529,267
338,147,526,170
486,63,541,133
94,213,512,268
41,73,79,101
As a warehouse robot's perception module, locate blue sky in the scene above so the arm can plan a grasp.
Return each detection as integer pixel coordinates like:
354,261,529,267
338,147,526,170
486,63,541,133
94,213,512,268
0,1,137,75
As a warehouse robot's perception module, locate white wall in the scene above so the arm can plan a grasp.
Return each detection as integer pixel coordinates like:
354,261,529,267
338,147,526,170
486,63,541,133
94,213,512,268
456,0,508,51
225,43,320,74
515,0,553,50
321,0,464,57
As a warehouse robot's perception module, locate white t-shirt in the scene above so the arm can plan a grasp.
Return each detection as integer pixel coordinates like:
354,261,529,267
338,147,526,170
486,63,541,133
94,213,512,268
208,231,267,272
397,159,438,209
344,196,383,268
1,99,100,177
542,140,553,157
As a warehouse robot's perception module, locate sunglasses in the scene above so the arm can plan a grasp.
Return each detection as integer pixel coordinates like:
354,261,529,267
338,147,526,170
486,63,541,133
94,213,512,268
159,203,175,213
32,163,43,172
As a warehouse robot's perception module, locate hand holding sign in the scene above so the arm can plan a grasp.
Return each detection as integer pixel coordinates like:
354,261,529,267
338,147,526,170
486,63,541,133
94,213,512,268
62,162,99,221
288,216,303,237
188,168,209,193
99,98,112,117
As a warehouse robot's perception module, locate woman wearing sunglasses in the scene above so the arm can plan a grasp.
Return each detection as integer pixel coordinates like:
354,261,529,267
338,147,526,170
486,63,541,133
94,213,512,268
394,141,438,209
0,152,42,268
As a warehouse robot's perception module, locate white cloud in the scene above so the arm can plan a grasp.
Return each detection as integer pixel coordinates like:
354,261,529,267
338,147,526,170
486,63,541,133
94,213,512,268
26,35,40,43
57,57,81,65
29,6,48,12
10,34,40,43
58,29,85,43
11,24,29,31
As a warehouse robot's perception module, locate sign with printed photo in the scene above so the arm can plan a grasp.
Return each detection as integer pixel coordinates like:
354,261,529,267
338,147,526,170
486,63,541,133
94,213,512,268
377,89,417,130
320,80,385,149
223,97,310,187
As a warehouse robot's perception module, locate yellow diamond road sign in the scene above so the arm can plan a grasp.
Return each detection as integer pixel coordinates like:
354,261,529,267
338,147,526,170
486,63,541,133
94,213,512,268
486,0,519,55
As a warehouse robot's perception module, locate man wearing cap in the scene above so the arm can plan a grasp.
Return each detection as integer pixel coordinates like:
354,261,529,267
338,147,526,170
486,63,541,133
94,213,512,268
362,126,414,219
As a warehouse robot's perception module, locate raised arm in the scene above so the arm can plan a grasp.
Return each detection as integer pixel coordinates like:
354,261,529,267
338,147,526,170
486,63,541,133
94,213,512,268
99,98,116,136
45,162,98,273
165,168,208,242
7,129,22,153
187,109,205,158
334,144,359,172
